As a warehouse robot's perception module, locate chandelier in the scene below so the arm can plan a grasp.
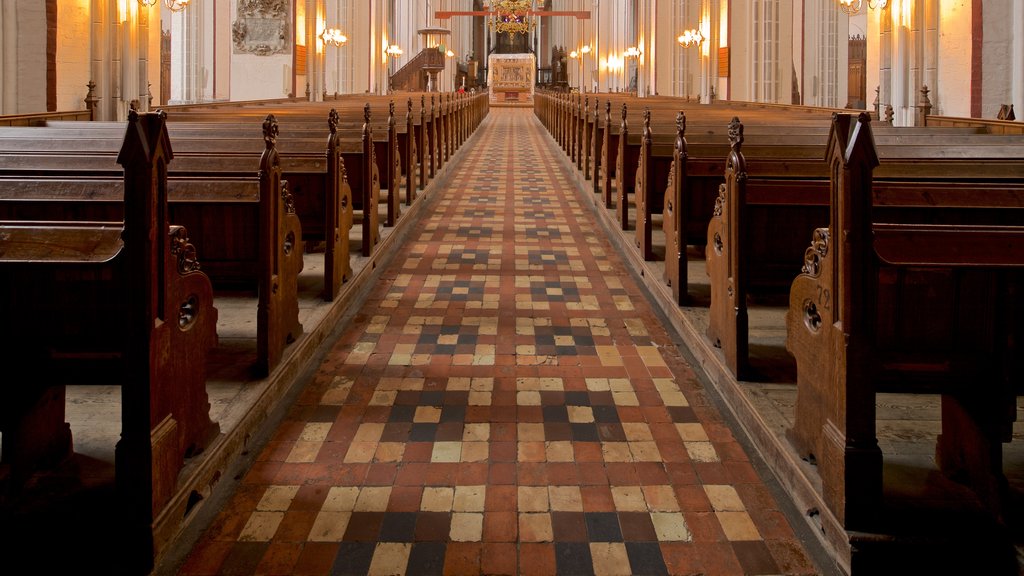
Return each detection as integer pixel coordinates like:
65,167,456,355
488,0,534,36
139,0,190,11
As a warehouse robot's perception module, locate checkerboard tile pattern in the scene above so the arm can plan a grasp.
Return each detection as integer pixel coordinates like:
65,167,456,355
177,109,820,575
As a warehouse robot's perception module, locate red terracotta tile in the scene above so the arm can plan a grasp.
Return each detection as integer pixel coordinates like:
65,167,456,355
387,486,424,512
518,543,557,576
443,542,482,575
695,541,744,576
489,441,517,462
291,542,340,576
675,484,713,512
665,462,698,485
274,510,318,542
573,442,604,462
396,463,431,486
580,485,615,512
365,463,399,485
686,511,727,542
765,538,820,575
485,485,518,511
483,511,519,542
457,462,489,485
517,463,549,485
481,542,518,575
605,463,640,486
488,462,517,485
725,460,761,484
659,542,705,575
694,462,730,485
576,462,609,486
424,463,459,485
546,462,579,485
177,539,233,575
403,442,435,462
634,462,671,485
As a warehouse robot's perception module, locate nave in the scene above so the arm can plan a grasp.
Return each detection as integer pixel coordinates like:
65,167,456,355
163,108,825,576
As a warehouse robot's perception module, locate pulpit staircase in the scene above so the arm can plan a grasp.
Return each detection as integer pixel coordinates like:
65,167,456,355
390,48,446,92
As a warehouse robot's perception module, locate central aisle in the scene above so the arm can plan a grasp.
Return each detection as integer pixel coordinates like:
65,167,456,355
176,109,820,575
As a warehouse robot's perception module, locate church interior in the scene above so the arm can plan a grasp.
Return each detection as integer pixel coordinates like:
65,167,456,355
1,1,1023,575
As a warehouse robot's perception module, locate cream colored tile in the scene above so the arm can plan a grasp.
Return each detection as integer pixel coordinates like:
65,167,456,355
354,487,392,512
518,513,554,542
368,542,412,576
450,512,484,542
321,486,359,512
601,442,634,462
468,391,492,405
368,390,398,406
518,423,546,441
414,406,443,423
622,423,653,441
461,441,490,462
257,485,299,512
642,485,680,512
375,442,406,462
684,441,720,462
567,406,595,423
545,441,575,462
611,486,647,512
453,485,486,512
585,378,611,391
299,422,333,442
548,486,584,512
651,512,692,542
518,486,550,512
463,423,490,442
286,441,322,463
431,441,463,463
517,391,542,406
611,391,640,406
237,511,284,542
676,423,709,442
421,487,455,512
343,441,377,463
717,511,761,541
307,511,351,542
629,441,663,462
354,423,385,442
704,485,746,512
590,543,632,576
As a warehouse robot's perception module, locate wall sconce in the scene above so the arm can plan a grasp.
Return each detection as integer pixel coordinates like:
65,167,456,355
446,50,455,58
386,44,403,57
838,0,887,15
139,0,157,6
162,0,190,11
624,46,642,59
321,28,348,47
677,29,704,48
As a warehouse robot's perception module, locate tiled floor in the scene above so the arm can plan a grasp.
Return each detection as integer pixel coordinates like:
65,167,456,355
175,108,821,575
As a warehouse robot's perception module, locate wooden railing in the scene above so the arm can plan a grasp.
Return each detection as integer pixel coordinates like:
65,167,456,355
390,48,446,92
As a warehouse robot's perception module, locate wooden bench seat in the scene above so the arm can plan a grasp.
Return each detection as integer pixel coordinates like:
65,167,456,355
0,115,303,375
786,112,1024,529
0,112,218,567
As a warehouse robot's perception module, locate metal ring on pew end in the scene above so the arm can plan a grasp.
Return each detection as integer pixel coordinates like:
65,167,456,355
803,299,822,333
179,295,199,329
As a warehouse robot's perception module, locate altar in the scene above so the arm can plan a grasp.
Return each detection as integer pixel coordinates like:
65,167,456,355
488,53,535,107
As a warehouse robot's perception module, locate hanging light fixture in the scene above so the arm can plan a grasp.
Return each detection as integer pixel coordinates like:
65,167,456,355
487,0,535,36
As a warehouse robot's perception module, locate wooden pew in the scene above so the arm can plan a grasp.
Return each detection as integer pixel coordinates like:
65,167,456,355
786,112,1024,527
0,111,218,570
30,110,355,301
0,114,304,376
